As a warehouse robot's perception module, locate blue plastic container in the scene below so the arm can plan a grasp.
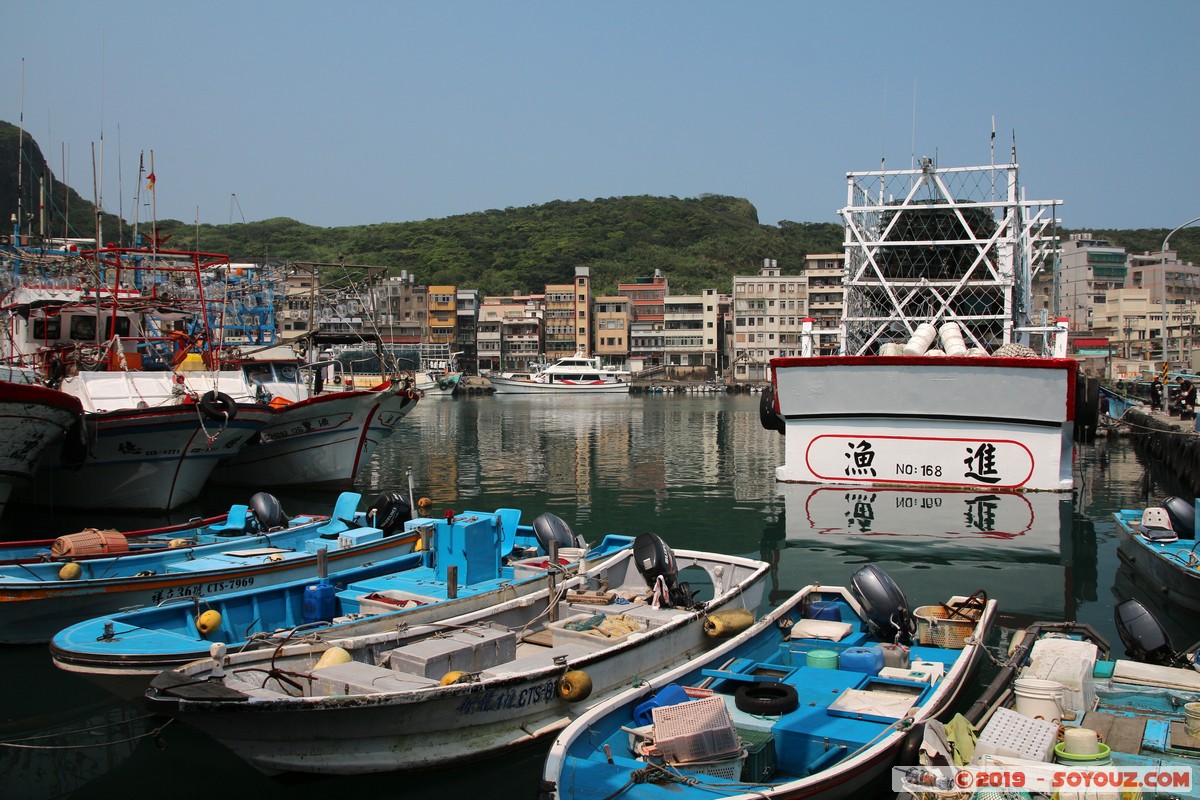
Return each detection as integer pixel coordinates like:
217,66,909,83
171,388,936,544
840,646,885,675
303,583,337,624
805,601,842,622
632,684,691,726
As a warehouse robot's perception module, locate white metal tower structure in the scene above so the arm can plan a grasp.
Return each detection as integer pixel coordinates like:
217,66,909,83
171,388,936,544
838,157,1062,356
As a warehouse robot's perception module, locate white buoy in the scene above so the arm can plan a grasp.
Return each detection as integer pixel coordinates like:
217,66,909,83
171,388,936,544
903,323,938,356
938,322,968,356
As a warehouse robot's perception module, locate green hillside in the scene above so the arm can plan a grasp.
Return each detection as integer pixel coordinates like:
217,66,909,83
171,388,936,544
2,120,1196,296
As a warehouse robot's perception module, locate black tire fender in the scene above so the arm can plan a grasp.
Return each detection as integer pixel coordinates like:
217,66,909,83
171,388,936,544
199,390,237,422
734,682,799,716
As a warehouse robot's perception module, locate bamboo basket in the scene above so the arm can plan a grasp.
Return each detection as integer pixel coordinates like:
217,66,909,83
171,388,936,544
913,593,984,648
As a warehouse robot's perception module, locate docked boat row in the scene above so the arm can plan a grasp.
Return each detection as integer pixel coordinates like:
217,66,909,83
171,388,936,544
0,240,421,513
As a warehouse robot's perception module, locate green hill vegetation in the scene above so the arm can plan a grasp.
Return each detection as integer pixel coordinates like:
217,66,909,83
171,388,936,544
2,120,1197,297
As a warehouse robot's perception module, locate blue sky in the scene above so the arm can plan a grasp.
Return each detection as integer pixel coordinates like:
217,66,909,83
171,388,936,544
8,1,1199,231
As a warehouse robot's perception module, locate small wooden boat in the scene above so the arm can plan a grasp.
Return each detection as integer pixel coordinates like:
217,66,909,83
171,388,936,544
0,490,418,644
145,535,770,775
540,566,995,800
1114,498,1200,613
899,601,1200,800
52,510,632,698
0,513,237,565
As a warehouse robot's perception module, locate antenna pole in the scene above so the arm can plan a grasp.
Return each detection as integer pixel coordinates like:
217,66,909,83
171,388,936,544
17,58,24,242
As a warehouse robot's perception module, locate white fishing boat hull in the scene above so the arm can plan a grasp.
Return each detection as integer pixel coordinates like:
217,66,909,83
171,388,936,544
211,386,416,487
489,376,630,394
147,547,770,775
32,404,272,510
766,355,1077,492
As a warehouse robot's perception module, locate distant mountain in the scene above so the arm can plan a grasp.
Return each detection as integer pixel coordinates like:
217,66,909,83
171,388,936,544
1,120,1195,296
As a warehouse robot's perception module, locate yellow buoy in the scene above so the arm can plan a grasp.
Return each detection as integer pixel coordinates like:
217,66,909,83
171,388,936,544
58,562,82,581
168,538,190,548
417,497,432,509
414,537,425,552
314,646,352,670
703,608,755,639
440,670,468,686
195,609,223,635
557,669,593,702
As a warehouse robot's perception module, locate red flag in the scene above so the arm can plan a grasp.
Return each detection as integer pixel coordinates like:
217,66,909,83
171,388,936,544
146,172,156,191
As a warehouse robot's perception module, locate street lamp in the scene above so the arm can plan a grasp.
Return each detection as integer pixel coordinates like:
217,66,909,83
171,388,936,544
1162,215,1200,371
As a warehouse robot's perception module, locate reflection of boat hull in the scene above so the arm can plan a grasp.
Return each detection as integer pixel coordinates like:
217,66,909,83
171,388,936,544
766,356,1077,492
33,405,271,510
774,483,1070,622
1114,509,1200,613
212,388,416,487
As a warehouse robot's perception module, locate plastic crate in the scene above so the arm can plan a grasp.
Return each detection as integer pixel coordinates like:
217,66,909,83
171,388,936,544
974,706,1059,763
675,749,747,780
737,728,776,782
652,695,740,763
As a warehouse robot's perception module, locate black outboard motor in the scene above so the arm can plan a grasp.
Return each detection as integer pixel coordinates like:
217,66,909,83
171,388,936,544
1114,598,1180,666
1162,497,1196,540
632,532,696,609
248,492,288,531
532,512,586,552
850,564,915,645
368,491,412,534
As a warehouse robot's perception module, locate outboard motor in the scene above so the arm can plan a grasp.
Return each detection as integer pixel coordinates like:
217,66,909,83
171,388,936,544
1162,497,1196,540
248,492,288,531
1114,598,1179,666
632,533,696,609
850,564,915,645
532,512,585,552
368,491,412,534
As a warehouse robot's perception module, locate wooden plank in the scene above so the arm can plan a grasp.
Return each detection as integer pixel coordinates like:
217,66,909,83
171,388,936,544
1081,710,1117,742
1169,721,1200,752
519,629,554,647
1103,715,1148,754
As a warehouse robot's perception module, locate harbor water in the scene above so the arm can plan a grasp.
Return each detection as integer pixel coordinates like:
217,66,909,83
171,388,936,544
0,393,1192,798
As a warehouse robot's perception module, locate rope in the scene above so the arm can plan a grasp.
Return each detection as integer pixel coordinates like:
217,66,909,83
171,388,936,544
0,714,173,751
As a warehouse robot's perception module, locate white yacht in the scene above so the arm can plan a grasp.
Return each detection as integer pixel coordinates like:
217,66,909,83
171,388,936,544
489,352,630,394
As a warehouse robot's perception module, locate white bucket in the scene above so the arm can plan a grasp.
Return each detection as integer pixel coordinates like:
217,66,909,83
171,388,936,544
558,547,586,563
1062,727,1099,755
1186,702,1200,736
903,322,937,356
1013,677,1064,723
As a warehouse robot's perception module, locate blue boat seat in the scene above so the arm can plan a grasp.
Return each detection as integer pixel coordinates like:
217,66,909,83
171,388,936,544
210,505,250,534
315,492,363,538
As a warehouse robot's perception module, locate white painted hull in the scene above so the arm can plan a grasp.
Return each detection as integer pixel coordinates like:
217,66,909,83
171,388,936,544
33,404,271,510
147,548,770,775
211,387,417,487
767,355,1077,492
490,377,629,394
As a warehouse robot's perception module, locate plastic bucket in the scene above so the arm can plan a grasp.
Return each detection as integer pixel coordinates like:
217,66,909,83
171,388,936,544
1013,677,1064,723
558,547,586,563
1062,727,1099,755
806,650,838,669
1186,702,1200,736
1054,741,1110,766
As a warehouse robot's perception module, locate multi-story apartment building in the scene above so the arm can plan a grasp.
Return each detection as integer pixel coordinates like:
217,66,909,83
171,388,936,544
730,259,808,382
619,271,667,369
593,295,631,367
477,295,544,372
455,289,480,372
545,267,593,360
427,285,457,345
802,253,843,355
662,290,719,372
371,271,426,345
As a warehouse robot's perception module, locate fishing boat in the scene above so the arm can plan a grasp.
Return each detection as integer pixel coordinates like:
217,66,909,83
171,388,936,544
0,489,418,644
0,366,82,514
489,352,630,394
53,509,632,698
1113,498,1200,613
761,158,1084,494
540,565,995,800
900,602,1198,800
0,511,234,565
145,536,770,775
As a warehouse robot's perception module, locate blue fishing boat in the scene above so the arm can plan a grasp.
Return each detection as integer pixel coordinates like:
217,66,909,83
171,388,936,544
1114,498,1200,613
0,490,418,644
897,602,1200,800
539,566,995,800
52,509,629,698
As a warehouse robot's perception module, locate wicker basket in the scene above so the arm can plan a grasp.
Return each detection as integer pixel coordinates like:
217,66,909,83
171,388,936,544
913,596,982,648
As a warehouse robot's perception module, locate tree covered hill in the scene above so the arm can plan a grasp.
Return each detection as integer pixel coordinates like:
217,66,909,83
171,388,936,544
2,120,1196,296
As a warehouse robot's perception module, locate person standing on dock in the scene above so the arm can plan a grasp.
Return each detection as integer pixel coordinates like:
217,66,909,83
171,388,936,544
1151,377,1163,411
